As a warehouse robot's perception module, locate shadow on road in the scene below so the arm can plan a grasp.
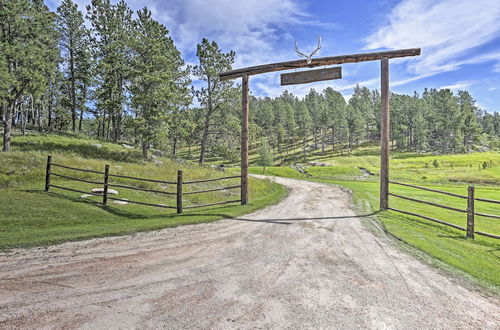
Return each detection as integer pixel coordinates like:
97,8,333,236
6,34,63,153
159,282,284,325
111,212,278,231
24,189,379,225
230,212,379,225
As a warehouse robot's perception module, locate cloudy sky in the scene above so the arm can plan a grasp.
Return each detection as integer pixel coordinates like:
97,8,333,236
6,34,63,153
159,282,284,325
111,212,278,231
46,0,500,111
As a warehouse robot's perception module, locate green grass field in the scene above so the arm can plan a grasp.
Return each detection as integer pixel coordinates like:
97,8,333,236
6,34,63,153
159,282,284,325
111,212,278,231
0,132,286,250
245,148,500,289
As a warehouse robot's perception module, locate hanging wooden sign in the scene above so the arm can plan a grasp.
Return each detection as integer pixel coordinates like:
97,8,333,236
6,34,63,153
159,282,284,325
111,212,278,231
280,66,342,86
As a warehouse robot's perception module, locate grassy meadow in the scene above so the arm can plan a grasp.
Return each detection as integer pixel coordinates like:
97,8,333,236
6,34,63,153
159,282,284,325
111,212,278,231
0,132,286,250
242,145,500,288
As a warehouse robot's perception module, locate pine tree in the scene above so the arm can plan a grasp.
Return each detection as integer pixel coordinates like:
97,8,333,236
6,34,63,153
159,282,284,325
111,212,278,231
191,38,235,165
87,0,132,141
57,0,90,132
1,0,58,151
346,104,365,151
350,85,375,139
257,140,273,173
304,88,322,149
295,101,312,159
457,90,481,153
324,87,346,152
129,7,190,160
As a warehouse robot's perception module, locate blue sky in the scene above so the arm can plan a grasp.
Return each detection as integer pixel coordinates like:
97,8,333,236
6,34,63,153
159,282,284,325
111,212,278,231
47,0,500,112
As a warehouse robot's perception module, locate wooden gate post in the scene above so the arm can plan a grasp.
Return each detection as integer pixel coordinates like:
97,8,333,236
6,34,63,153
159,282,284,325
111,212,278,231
241,74,249,205
103,164,109,205
177,170,183,214
45,155,52,192
380,57,390,210
467,185,475,239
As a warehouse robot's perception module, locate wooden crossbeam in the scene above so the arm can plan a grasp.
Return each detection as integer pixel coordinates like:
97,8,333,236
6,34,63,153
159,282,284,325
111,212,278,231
220,48,420,80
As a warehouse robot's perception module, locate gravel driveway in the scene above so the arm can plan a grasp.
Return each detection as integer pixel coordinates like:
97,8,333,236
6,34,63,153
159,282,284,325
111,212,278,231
0,177,498,329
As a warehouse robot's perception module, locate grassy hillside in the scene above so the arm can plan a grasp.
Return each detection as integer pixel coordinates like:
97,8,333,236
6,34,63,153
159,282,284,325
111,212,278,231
0,132,286,250
244,149,500,289
183,137,499,184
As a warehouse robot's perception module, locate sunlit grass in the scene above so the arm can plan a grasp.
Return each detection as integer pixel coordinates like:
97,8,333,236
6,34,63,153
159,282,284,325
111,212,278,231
0,132,287,250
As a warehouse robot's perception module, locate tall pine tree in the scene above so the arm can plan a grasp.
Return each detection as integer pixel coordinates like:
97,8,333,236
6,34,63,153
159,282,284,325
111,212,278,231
129,8,190,160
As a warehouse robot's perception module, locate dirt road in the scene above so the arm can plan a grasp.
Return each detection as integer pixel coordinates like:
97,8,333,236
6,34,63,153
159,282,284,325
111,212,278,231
0,177,498,329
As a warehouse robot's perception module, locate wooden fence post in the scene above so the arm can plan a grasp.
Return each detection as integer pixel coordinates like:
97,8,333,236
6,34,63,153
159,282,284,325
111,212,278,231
467,185,475,239
177,170,183,214
103,164,109,205
241,74,249,205
45,155,52,192
380,57,390,210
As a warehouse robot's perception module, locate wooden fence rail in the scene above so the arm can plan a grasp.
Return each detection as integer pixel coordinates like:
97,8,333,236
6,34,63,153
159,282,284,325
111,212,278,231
475,197,500,204
387,207,466,231
44,155,242,214
183,175,241,184
389,180,467,199
389,180,499,240
52,162,105,175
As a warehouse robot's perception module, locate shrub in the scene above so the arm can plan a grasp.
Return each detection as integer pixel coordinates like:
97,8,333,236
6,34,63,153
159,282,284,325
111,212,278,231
257,141,274,173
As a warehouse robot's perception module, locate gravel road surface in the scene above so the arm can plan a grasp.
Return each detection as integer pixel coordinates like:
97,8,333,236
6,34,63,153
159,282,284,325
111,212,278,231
0,177,499,329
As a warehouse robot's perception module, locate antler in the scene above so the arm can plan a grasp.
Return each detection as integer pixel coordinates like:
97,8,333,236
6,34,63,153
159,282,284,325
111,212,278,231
294,41,309,58
294,36,322,64
310,36,322,57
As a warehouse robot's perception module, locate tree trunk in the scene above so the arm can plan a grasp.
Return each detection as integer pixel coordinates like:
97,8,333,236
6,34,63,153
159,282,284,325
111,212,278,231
331,126,335,151
302,138,307,159
199,113,210,165
2,102,14,152
79,87,87,132
111,113,116,141
70,48,77,132
79,109,84,132
113,77,124,142
142,138,150,160
313,128,318,149
30,94,35,126
20,100,26,135
48,97,52,131
96,115,101,138
100,112,105,138
37,102,43,132
106,112,111,139
172,137,178,158
321,128,325,155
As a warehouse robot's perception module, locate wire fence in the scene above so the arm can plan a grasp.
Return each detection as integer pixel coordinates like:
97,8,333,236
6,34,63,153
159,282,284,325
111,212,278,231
388,180,499,240
45,155,242,213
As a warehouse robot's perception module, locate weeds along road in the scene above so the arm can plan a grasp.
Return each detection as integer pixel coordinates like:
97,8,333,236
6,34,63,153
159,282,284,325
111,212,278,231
0,177,498,329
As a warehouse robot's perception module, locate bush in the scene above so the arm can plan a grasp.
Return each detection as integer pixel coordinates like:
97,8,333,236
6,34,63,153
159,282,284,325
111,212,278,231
257,141,273,172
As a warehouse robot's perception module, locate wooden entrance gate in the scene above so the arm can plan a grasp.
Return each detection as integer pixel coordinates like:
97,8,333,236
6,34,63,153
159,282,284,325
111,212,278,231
219,48,421,209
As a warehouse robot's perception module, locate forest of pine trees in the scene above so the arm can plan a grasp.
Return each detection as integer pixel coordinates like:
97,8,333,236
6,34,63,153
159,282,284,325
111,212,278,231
1,0,499,162
251,87,499,163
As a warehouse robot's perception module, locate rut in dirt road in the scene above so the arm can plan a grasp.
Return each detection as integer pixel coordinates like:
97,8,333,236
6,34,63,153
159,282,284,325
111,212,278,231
0,177,499,329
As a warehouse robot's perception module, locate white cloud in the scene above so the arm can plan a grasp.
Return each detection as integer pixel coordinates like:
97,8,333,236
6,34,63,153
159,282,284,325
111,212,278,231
143,0,312,65
50,0,313,66
365,0,500,77
439,80,472,91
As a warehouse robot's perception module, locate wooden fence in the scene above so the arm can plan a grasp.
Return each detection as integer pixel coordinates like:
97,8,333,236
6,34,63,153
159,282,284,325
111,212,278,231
44,155,242,214
388,180,500,240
